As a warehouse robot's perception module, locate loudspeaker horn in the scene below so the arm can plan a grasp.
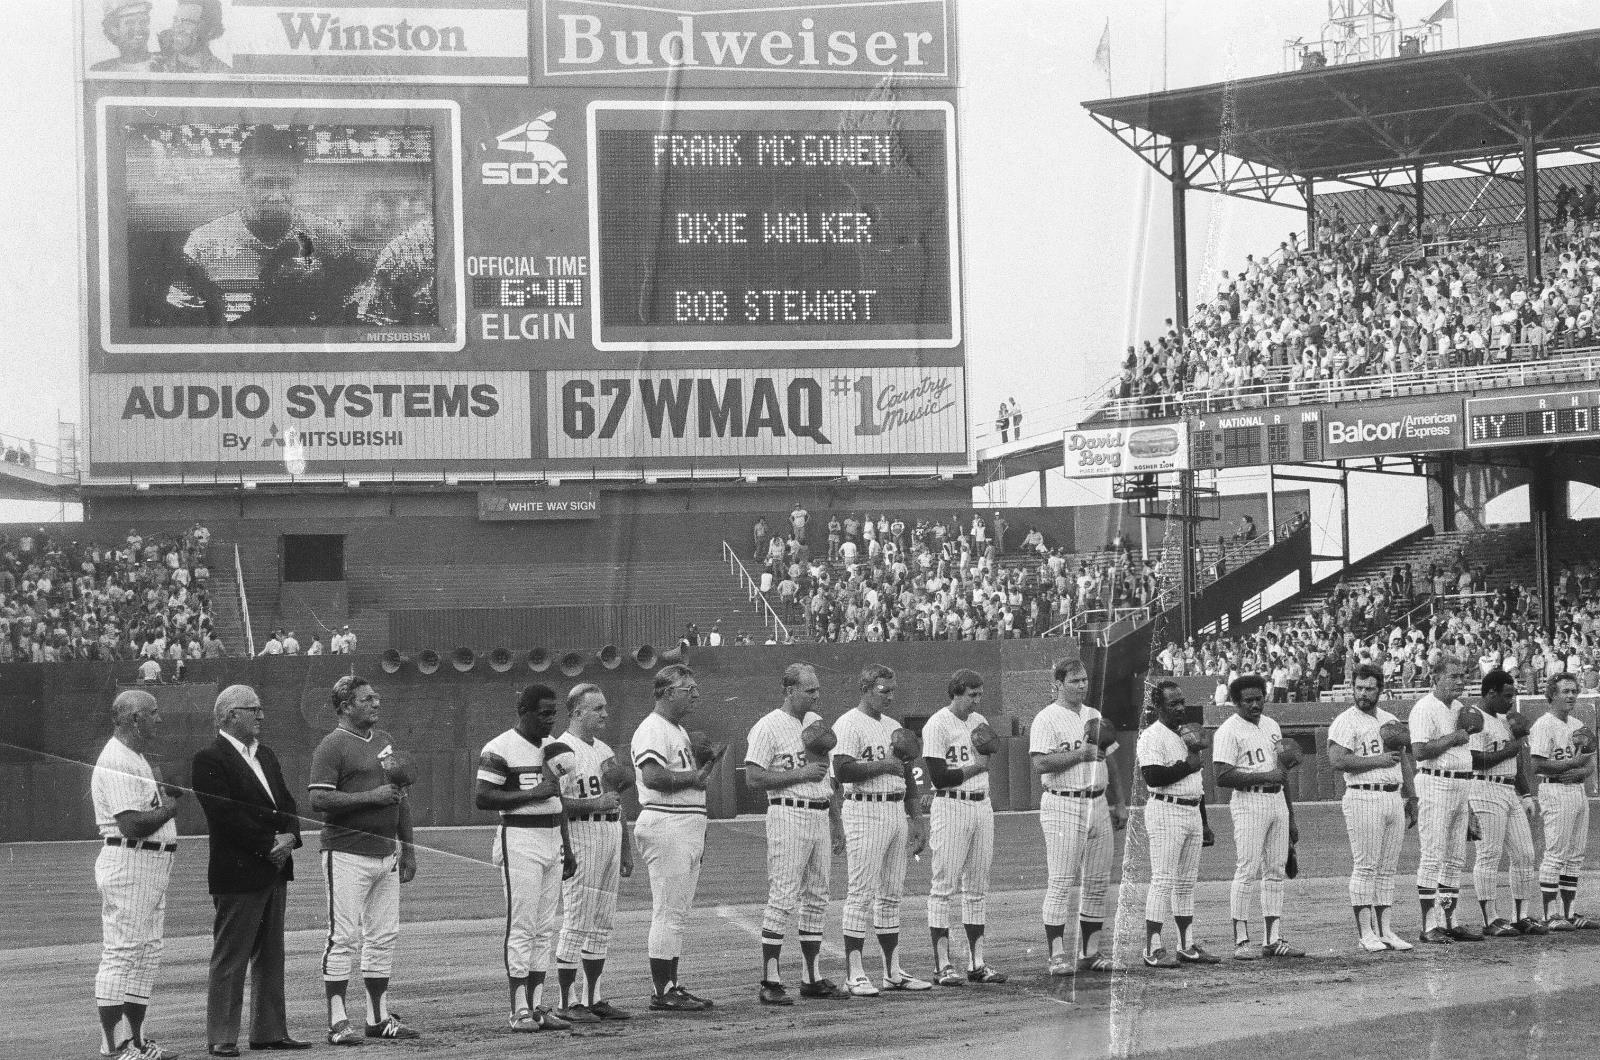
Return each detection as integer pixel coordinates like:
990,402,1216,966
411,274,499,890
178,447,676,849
659,643,687,664
380,648,406,674
559,651,587,678
632,644,659,669
597,644,622,670
417,648,441,675
452,646,477,672
489,647,514,672
527,647,552,672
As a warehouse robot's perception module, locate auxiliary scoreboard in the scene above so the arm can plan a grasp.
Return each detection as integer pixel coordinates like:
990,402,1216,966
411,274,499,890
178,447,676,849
1465,389,1600,448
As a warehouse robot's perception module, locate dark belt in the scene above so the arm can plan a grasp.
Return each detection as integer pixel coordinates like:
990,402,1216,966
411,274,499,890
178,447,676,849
1476,774,1516,786
1239,785,1282,795
1047,787,1105,799
770,798,831,810
1346,783,1401,792
105,837,176,853
1420,768,1474,780
569,812,621,823
934,789,987,802
847,792,904,802
1150,793,1200,806
502,814,562,829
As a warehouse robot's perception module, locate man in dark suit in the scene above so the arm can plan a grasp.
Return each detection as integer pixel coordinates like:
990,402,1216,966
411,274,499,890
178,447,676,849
190,684,310,1056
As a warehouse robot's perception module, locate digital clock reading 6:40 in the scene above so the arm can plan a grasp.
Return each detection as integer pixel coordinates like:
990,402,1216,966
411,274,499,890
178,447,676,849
471,277,585,310
1465,388,1600,448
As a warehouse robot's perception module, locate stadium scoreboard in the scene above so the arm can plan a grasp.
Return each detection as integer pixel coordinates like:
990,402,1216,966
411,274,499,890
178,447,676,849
1466,388,1600,448
1188,409,1323,470
76,0,967,484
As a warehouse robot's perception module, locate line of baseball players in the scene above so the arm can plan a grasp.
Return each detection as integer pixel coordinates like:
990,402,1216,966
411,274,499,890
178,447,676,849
91,656,1142,1055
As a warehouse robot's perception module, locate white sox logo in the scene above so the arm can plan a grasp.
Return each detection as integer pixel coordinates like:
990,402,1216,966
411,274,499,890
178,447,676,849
481,112,569,186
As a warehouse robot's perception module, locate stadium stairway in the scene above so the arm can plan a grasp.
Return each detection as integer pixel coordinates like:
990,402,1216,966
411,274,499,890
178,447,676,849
1259,527,1490,629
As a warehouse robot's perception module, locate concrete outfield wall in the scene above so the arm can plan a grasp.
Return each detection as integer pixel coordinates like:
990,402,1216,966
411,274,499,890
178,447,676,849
0,643,1084,841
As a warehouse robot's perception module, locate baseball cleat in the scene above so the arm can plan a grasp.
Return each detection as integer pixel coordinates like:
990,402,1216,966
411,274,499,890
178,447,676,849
586,1001,631,1020
326,1020,364,1046
649,988,708,1012
844,975,881,998
934,965,965,987
966,965,1008,984
133,1043,179,1060
1514,918,1549,936
1570,914,1598,929
1047,954,1073,977
1076,953,1115,973
508,1009,538,1033
1379,933,1414,951
555,1004,601,1025
1176,944,1220,965
1232,942,1263,961
1143,948,1180,969
1484,919,1521,938
1262,940,1305,958
1418,927,1453,944
365,1016,419,1039
1359,935,1388,953
758,981,794,1006
530,1008,570,1031
103,1041,130,1058
798,978,851,1000
883,972,933,991
673,985,713,1009
1546,917,1576,932
1444,924,1484,942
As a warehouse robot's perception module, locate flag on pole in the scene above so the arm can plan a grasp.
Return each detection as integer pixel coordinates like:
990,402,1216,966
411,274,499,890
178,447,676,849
1424,0,1454,23
1093,19,1111,93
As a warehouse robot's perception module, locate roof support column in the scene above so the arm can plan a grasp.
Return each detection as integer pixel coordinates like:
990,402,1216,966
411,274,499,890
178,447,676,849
1304,177,1317,251
1414,164,1426,236
1524,134,1542,282
1172,141,1195,643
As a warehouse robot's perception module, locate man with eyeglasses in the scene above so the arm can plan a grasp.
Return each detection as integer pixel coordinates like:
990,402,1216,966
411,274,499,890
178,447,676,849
631,664,721,1011
831,663,931,996
1409,652,1483,943
191,685,308,1055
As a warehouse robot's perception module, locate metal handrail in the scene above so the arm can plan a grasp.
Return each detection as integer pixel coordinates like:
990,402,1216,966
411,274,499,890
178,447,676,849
234,543,254,657
1097,345,1600,422
721,541,790,644
0,431,76,478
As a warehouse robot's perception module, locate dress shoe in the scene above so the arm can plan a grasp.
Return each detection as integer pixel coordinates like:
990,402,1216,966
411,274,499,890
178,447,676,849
209,1047,240,1058
249,1040,312,1051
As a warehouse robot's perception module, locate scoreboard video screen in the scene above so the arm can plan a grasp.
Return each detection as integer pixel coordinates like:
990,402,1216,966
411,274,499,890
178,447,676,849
589,102,959,350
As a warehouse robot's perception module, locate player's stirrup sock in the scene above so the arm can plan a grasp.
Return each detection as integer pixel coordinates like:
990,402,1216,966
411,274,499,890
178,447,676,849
930,927,951,968
1479,899,1493,926
648,957,674,997
1079,918,1103,958
1175,915,1195,951
580,956,606,1006
1418,888,1437,931
1541,880,1560,919
762,934,783,982
1145,921,1163,955
527,971,546,1012
556,964,578,1009
363,976,389,1023
97,1005,125,1054
1233,920,1250,946
844,934,867,979
877,930,902,977
123,1002,147,1048
1044,922,1067,958
1561,875,1579,918
964,924,985,970
326,982,349,1026
1438,887,1459,928
798,936,823,985
509,974,531,1012
1353,907,1372,936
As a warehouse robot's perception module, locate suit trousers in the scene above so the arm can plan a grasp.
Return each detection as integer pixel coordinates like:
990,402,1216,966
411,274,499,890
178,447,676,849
206,881,289,1047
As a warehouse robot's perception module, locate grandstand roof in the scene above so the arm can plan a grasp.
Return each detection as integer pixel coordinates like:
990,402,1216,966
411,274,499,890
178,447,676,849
1083,28,1600,203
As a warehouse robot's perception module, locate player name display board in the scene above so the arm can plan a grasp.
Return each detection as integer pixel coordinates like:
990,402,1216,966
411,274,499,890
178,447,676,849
78,0,966,483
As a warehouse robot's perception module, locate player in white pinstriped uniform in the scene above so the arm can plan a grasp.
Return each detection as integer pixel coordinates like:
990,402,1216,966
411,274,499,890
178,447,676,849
1409,653,1484,943
1466,669,1539,937
474,684,580,1032
743,663,851,1005
832,663,931,996
921,669,1007,986
1530,672,1597,929
1212,674,1303,960
1030,657,1127,975
1327,663,1417,952
548,684,634,1023
91,690,182,1060
633,664,720,1012
1136,680,1220,969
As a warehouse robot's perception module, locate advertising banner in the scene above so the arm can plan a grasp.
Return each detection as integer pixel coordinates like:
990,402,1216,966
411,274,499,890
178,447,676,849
1321,398,1464,459
83,0,531,83
1062,422,1188,479
78,0,967,482
478,484,600,519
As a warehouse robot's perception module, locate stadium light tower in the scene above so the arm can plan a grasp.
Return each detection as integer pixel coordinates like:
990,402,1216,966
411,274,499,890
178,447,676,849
1284,0,1449,71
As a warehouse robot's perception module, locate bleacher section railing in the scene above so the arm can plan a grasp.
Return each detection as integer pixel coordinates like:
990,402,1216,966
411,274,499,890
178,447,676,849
720,540,790,644
234,543,254,657
1099,344,1600,422
0,431,74,477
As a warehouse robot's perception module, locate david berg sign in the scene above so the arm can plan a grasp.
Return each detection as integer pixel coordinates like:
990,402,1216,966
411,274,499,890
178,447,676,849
1321,400,1464,458
478,485,602,520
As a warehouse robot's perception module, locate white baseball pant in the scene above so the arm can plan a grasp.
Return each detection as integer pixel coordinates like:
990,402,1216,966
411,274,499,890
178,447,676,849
320,850,400,981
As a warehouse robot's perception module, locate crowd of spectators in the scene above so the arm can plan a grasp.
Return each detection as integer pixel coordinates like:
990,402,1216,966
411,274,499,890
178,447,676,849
2,443,33,467
1117,201,1600,416
744,507,1170,644
0,523,223,664
1153,541,1600,702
